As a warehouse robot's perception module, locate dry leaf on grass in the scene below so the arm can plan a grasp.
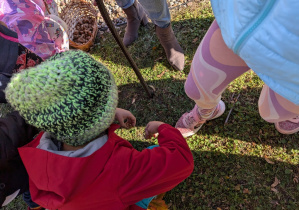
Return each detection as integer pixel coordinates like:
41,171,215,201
265,157,274,164
131,97,136,104
157,71,166,78
147,199,168,210
243,188,250,194
149,85,156,92
271,188,278,193
131,94,137,104
235,184,241,191
148,193,168,210
154,56,163,62
192,37,199,43
271,177,280,188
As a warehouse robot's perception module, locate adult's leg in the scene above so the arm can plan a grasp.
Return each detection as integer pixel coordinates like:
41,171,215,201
259,85,299,134
117,0,170,27
115,0,134,9
137,0,170,28
138,0,185,70
116,0,184,70
176,20,250,137
116,0,148,46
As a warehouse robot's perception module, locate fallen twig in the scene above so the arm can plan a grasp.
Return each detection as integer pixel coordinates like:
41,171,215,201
224,93,241,125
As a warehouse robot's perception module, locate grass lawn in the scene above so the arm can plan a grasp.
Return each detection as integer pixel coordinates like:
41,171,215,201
5,0,299,209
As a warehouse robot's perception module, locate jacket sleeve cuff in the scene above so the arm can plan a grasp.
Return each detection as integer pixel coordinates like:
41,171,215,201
157,123,175,133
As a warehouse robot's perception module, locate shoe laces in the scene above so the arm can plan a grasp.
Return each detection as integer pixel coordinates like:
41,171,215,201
289,116,299,123
184,110,205,128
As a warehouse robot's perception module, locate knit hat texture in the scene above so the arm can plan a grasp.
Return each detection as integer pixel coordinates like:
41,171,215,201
5,50,118,146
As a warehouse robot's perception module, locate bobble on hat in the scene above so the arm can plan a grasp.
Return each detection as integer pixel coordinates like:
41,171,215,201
6,50,118,146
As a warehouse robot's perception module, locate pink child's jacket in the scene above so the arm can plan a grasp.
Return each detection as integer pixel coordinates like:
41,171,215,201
18,124,194,210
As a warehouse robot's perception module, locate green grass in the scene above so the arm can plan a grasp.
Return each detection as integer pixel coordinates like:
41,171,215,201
6,1,299,209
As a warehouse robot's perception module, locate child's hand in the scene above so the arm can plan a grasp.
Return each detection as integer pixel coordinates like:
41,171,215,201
115,108,136,129
144,121,165,139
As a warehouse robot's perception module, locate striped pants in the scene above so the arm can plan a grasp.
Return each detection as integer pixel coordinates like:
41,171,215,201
185,21,299,123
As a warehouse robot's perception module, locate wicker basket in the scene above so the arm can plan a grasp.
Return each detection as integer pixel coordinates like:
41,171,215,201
60,0,98,51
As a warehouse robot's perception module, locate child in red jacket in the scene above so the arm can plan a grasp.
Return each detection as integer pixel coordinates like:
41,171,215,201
5,50,194,210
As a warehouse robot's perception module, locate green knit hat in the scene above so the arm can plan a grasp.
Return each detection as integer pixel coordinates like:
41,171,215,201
5,50,118,146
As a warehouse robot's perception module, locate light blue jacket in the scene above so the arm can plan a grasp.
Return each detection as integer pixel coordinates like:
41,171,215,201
211,0,299,105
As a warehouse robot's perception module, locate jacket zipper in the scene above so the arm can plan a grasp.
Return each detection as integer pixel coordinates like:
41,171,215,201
233,0,276,54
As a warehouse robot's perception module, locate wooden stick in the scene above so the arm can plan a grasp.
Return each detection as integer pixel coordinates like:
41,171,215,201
94,0,154,98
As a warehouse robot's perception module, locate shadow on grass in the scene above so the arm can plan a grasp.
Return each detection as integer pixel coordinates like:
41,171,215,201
94,7,299,205
6,140,298,210
117,78,299,151
128,140,298,209
91,16,214,74
92,9,298,149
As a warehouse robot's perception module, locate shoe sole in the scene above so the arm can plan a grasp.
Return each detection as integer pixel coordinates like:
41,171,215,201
274,123,299,134
181,124,204,138
182,101,226,138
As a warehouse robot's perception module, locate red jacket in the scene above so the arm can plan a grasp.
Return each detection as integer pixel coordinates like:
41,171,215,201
18,124,194,210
